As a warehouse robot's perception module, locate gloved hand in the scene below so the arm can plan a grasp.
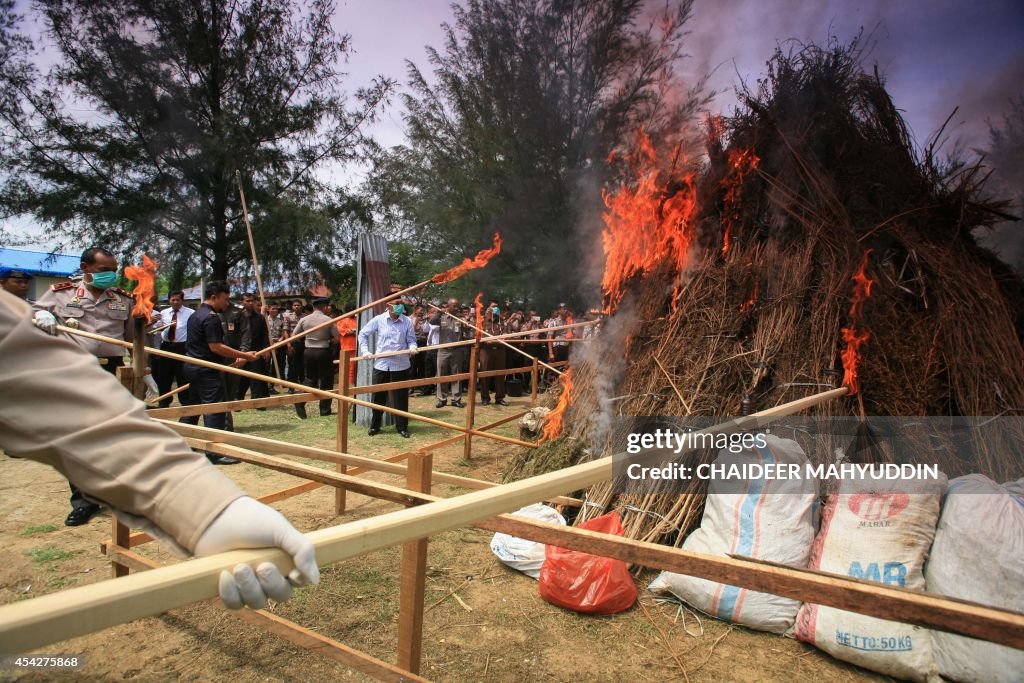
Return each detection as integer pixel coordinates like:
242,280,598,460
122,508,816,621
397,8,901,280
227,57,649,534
33,310,57,335
193,496,320,610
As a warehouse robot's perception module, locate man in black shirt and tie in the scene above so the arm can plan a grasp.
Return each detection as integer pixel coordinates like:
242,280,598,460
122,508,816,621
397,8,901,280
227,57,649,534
154,290,194,407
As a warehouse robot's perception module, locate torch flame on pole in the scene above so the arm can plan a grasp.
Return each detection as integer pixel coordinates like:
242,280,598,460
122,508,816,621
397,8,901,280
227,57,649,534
125,255,158,318
840,249,874,396
432,232,503,284
473,292,484,342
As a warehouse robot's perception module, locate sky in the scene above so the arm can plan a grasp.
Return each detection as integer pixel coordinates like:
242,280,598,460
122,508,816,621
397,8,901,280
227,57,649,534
7,0,1024,250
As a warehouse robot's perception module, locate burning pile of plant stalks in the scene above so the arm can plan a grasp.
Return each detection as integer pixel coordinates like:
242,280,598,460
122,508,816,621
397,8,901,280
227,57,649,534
505,40,1024,546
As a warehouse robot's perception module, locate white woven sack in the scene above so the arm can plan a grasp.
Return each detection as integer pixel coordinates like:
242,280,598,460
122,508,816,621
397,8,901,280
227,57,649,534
649,435,818,634
793,469,947,682
926,474,1024,682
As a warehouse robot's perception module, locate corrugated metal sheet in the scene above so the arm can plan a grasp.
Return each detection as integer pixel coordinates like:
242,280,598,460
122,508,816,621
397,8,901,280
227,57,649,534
0,248,79,277
355,234,392,426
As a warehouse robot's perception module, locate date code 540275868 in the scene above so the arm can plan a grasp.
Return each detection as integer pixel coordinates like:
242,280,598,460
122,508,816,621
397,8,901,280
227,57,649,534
0,655,85,669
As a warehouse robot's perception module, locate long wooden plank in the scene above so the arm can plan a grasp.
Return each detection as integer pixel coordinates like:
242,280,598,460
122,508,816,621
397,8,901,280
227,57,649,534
147,392,317,419
106,546,427,682
107,462,1024,652
184,441,429,507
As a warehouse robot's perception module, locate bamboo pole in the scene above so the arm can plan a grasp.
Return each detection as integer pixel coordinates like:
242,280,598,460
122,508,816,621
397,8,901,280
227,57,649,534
463,343,478,461
56,324,535,449
145,382,190,407
530,357,539,403
267,279,432,355
353,320,596,362
235,170,283,384
427,302,564,376
0,387,855,653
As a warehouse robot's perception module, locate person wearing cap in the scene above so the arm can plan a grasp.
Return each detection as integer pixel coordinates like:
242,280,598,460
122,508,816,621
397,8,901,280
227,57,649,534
479,301,509,406
290,297,340,419
0,268,33,301
1,288,319,608
358,299,417,437
429,298,465,408
32,246,137,526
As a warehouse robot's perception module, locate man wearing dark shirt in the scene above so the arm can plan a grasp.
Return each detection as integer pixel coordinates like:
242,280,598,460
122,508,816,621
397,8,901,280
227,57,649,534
234,292,270,401
181,281,259,464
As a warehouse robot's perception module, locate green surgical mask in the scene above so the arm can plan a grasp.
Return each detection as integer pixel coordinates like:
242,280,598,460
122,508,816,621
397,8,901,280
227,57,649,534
392,303,405,315
89,271,118,289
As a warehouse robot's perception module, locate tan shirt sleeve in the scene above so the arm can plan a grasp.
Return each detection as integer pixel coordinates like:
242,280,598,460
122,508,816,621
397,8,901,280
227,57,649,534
0,291,245,552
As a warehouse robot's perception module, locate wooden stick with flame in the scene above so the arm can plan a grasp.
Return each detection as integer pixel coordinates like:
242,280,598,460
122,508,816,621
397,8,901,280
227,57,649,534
124,255,159,400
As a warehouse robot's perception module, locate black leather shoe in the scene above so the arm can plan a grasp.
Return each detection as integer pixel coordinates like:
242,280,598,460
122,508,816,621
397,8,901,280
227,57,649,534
295,403,307,419
435,400,446,408
320,410,332,417
495,398,509,406
398,430,411,438
207,455,241,465
65,504,101,527
452,400,464,408
368,428,380,436
481,398,490,405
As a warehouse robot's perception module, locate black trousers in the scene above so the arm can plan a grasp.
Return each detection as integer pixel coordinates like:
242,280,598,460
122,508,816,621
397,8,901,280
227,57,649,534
479,345,506,401
287,341,305,383
304,347,334,415
180,365,227,431
236,357,269,400
155,342,190,407
70,357,123,510
370,367,409,432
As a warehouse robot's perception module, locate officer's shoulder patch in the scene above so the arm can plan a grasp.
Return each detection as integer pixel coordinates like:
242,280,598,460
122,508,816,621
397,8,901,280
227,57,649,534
50,281,74,291
113,287,133,298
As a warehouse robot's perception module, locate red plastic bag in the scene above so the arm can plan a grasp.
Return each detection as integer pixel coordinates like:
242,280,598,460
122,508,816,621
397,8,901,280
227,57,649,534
538,511,638,614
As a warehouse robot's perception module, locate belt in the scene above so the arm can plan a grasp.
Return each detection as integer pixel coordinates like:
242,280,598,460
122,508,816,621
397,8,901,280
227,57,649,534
162,341,186,348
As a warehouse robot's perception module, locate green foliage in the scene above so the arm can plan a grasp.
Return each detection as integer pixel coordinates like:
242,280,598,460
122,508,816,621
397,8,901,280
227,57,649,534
19,523,59,537
0,0,391,283
27,546,77,564
372,0,709,309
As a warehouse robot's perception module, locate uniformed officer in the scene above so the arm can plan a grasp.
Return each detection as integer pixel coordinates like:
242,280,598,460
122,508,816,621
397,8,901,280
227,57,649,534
290,297,340,419
2,289,319,608
0,268,33,300
32,246,136,526
479,301,509,406
180,280,259,464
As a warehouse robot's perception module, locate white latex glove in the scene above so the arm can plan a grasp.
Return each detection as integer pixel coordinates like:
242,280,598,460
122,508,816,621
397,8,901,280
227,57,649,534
408,347,418,355
193,496,320,610
33,310,57,335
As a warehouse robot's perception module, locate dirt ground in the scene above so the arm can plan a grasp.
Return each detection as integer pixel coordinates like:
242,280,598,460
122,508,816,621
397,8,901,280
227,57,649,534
0,394,887,682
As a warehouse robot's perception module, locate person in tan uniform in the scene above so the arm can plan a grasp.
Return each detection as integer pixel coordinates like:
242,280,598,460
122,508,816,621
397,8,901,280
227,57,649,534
290,297,340,419
1,290,319,609
32,246,136,526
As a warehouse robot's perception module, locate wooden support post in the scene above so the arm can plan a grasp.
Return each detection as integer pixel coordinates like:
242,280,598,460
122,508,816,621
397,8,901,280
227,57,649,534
397,452,432,674
336,348,350,515
115,365,134,395
530,356,539,404
110,516,130,578
463,343,479,461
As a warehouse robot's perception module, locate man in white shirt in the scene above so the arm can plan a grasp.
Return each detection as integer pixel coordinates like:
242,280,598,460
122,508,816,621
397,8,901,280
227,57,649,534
358,300,418,437
154,290,195,407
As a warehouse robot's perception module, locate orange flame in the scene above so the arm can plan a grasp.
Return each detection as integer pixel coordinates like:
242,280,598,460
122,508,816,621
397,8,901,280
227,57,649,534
740,280,760,315
721,148,760,256
840,250,874,396
474,292,484,342
432,232,503,284
539,368,574,443
565,312,575,339
601,131,698,314
124,254,158,318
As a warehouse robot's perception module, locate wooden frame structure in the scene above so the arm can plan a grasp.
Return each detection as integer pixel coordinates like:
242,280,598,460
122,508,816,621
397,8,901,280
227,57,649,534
2,365,1022,680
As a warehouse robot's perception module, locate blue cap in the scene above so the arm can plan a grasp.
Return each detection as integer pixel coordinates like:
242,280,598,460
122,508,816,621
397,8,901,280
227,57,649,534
0,268,33,279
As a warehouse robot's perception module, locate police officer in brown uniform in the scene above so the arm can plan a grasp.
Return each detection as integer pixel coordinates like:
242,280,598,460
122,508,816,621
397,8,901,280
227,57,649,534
32,246,135,526
479,301,509,406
